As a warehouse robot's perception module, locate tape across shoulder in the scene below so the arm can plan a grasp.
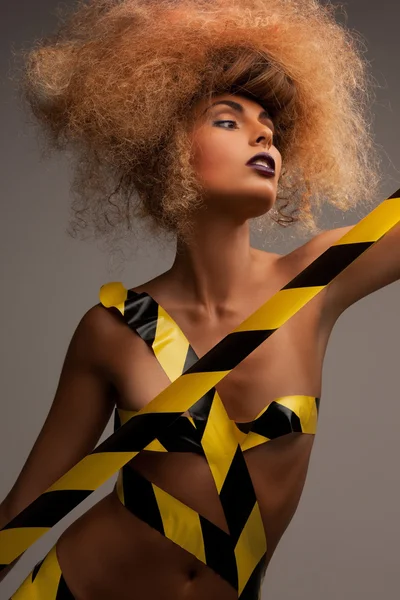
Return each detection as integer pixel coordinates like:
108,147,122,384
1,188,399,572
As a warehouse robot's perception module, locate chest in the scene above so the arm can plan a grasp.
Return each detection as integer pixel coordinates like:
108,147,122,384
106,290,328,422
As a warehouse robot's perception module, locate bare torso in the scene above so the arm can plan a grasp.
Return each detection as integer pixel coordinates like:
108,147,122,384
55,247,338,600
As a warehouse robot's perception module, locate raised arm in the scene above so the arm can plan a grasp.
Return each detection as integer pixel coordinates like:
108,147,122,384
306,221,400,320
0,305,116,578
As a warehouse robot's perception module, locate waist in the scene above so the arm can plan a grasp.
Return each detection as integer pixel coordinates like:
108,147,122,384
55,490,241,599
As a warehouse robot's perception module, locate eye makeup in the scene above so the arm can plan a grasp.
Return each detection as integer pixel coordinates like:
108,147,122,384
204,99,275,132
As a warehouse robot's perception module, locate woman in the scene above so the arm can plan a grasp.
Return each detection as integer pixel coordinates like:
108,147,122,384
1,0,399,598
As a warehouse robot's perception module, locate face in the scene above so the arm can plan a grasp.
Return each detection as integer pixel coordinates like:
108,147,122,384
188,93,282,222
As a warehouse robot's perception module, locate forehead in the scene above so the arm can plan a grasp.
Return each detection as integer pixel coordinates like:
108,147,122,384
191,93,270,121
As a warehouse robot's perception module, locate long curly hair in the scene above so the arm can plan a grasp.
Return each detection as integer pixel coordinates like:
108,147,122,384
12,0,381,257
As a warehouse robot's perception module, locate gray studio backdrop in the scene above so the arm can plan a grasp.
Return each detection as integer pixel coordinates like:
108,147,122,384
0,1,399,598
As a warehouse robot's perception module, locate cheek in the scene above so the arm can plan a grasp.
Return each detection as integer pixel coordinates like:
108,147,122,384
191,130,238,171
191,145,241,186
190,130,283,185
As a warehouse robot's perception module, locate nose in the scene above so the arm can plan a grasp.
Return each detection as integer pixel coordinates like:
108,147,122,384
255,127,273,151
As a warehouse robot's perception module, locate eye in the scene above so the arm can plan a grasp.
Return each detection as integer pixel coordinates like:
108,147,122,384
213,120,238,129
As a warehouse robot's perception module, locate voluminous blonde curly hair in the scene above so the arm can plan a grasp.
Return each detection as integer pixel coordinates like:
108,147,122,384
14,0,381,254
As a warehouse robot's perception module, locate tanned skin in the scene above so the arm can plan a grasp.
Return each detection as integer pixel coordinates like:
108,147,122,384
2,94,400,599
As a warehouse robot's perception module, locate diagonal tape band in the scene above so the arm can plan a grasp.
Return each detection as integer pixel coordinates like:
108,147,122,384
1,190,399,569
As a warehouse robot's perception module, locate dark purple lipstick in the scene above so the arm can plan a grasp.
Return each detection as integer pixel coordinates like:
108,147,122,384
246,152,275,178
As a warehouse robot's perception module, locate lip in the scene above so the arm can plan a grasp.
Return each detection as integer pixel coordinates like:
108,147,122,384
246,152,276,171
247,164,275,178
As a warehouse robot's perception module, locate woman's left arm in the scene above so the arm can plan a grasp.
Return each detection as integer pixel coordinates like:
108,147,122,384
306,220,400,318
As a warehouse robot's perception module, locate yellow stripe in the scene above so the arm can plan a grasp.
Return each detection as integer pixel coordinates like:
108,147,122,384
137,371,230,416
153,484,207,564
234,287,323,332
154,306,190,381
200,392,239,493
1,527,49,563
274,395,318,434
48,452,138,491
117,408,134,426
11,545,63,600
3,192,400,575
234,502,267,596
31,546,62,600
239,431,271,452
334,197,400,243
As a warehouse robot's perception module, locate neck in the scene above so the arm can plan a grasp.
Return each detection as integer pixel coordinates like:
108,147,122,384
169,214,260,315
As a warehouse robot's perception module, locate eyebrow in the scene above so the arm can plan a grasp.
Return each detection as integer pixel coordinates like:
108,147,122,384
203,100,273,123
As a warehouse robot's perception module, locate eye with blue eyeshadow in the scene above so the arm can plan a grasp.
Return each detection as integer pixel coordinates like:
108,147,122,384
213,120,238,129
213,119,278,151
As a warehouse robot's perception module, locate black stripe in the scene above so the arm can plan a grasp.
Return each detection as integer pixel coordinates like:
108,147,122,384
235,420,253,434
388,188,400,200
56,574,76,599
200,516,238,590
121,466,239,588
31,556,46,581
7,191,397,552
283,242,373,289
186,330,274,374
94,412,179,453
250,402,302,439
189,388,215,438
124,291,158,348
182,344,199,372
236,398,319,435
157,418,204,454
4,490,91,529
113,408,121,431
219,447,257,546
121,465,165,535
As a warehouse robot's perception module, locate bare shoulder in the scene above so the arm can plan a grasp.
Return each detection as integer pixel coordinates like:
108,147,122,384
295,221,400,318
69,302,128,376
271,226,355,323
78,302,125,342
265,226,354,281
295,225,355,262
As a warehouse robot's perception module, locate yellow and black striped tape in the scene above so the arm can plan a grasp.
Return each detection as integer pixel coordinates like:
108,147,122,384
10,545,72,599
111,289,319,595
1,188,399,579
